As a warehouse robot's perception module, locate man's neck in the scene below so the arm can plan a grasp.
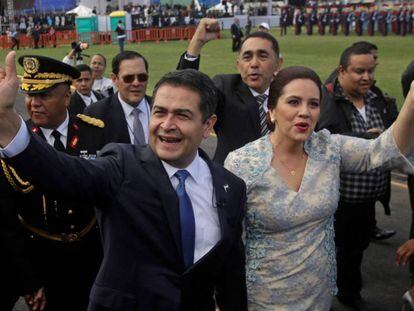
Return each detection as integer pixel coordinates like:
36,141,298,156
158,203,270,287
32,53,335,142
78,90,92,97
338,80,365,107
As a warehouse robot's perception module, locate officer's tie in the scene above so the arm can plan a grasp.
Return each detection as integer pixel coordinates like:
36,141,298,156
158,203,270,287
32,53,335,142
256,94,269,136
132,107,145,145
174,170,195,269
52,130,65,152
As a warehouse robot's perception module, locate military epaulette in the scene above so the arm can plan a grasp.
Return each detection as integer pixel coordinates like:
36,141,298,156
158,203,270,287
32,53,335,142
76,114,105,128
0,160,34,193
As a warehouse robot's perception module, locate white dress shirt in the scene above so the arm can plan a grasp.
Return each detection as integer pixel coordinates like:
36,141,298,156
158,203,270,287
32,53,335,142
118,93,150,144
77,91,98,107
40,111,69,148
249,87,270,112
162,152,221,263
0,120,222,265
92,77,115,98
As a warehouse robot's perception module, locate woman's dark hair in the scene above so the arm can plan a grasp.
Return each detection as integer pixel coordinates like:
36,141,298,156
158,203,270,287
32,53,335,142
267,66,322,131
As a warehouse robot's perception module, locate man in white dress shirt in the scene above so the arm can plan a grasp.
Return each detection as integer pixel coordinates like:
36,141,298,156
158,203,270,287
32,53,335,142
0,53,247,310
68,64,104,116
84,50,152,146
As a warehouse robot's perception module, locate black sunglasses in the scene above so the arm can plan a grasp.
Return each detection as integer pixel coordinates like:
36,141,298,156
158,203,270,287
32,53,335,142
119,73,149,83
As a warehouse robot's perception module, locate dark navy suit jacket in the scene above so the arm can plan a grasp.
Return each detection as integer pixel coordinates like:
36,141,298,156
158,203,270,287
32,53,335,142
8,133,247,311
177,54,263,164
84,93,152,146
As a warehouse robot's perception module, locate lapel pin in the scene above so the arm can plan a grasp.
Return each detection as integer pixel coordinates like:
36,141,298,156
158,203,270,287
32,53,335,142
224,184,229,192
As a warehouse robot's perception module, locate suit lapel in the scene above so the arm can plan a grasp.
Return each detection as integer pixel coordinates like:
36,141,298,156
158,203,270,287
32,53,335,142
236,82,261,137
140,146,182,258
201,150,229,245
110,94,131,143
75,92,87,111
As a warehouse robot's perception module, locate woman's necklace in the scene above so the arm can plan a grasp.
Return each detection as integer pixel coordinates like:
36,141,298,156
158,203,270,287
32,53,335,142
275,153,305,176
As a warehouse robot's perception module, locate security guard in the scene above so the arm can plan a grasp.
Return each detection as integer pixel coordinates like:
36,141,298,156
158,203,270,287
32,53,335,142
0,55,104,311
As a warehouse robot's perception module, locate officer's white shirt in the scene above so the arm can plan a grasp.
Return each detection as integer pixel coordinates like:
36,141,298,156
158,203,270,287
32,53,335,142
40,111,69,148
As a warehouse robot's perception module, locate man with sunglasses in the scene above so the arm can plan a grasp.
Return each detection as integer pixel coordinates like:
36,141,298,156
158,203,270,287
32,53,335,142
85,50,151,146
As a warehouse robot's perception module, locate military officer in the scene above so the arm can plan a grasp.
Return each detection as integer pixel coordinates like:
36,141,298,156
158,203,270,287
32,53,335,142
0,56,104,311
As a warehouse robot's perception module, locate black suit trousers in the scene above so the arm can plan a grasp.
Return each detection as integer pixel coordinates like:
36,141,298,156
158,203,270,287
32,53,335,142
335,200,376,298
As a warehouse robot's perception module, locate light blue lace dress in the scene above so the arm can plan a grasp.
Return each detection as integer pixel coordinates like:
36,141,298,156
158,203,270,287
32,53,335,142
225,127,413,311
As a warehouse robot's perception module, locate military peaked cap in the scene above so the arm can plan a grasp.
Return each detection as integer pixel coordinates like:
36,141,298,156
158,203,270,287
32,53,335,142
18,55,80,94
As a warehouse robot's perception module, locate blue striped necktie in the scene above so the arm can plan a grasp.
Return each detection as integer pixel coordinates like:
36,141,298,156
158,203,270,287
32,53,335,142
174,170,195,269
256,94,269,136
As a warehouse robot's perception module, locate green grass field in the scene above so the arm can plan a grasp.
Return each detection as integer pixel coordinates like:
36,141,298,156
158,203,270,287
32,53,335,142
1,28,413,107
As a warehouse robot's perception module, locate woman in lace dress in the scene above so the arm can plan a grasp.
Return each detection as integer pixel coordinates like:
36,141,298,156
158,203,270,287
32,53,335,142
225,66,414,310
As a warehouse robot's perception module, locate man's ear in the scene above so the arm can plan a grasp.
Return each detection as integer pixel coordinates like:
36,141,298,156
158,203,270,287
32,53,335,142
202,114,217,139
111,73,117,85
63,87,72,108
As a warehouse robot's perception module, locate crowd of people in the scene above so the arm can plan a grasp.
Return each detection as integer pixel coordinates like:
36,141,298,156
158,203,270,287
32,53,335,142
1,13,75,34
283,3,414,37
1,16,414,311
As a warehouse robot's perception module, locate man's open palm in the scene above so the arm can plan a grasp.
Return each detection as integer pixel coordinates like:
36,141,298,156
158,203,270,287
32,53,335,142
0,51,18,110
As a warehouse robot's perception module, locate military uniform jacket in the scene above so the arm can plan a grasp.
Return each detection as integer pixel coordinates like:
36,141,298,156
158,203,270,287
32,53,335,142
0,114,104,239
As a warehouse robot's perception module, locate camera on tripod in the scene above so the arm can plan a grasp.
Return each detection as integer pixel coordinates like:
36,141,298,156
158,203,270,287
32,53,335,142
71,41,89,65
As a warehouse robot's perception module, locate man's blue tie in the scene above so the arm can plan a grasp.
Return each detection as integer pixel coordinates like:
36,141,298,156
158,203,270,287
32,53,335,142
174,170,195,269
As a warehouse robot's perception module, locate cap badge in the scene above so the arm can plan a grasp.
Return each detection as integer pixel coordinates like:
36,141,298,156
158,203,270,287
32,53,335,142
23,57,40,75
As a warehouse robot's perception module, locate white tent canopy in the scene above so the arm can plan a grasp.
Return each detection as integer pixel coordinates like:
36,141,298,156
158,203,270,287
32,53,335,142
66,5,95,17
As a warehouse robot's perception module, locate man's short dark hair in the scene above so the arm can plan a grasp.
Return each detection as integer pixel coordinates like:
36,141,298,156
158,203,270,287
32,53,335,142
352,41,378,51
339,45,373,70
112,51,149,75
240,31,280,58
76,64,92,75
152,69,218,122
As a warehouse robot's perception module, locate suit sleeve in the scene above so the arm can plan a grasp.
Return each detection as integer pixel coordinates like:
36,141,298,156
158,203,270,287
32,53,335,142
0,198,42,294
7,133,123,207
215,182,247,311
176,52,200,71
211,75,226,132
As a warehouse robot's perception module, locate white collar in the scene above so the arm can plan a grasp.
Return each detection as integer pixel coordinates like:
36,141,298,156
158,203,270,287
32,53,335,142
249,87,270,98
118,92,148,116
77,90,96,103
40,110,69,139
161,151,202,185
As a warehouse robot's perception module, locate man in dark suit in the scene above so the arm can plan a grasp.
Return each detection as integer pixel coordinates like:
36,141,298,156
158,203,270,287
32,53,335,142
177,18,282,164
0,198,42,311
0,55,247,311
68,64,104,116
0,55,104,311
85,51,151,146
230,18,243,52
